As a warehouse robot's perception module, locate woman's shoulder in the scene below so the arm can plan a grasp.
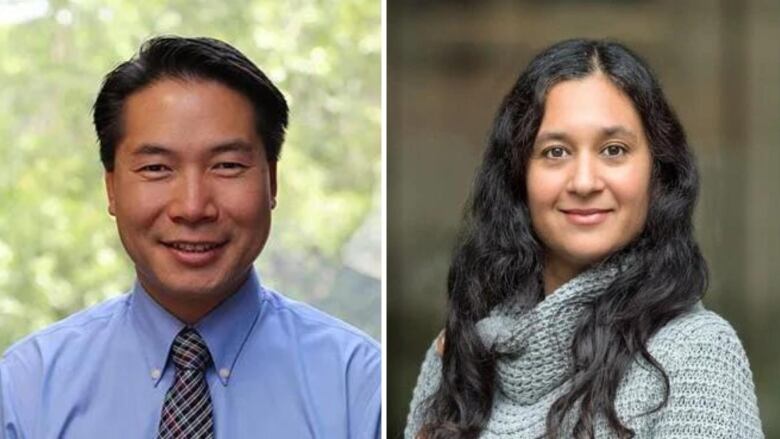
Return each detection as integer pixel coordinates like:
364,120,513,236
418,331,445,373
646,302,755,379
649,302,745,356
643,306,764,436
404,332,445,439
413,331,445,395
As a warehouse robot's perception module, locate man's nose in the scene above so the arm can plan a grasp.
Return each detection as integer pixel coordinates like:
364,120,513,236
566,154,605,196
167,172,218,224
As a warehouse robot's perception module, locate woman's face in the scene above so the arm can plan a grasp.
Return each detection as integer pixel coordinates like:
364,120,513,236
526,73,652,280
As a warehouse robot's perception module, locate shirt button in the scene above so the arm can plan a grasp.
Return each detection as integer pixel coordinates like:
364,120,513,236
151,369,161,379
219,368,230,378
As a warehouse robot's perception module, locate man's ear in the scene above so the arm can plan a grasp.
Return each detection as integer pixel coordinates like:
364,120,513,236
104,171,116,217
269,161,278,209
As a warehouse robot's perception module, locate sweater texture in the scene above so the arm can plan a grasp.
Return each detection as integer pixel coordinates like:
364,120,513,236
405,265,764,438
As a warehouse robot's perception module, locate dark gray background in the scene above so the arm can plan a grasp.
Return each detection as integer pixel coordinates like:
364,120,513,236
388,0,780,437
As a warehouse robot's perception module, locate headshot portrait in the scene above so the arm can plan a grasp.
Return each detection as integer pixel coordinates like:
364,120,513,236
0,1,380,438
388,1,780,438
3,0,780,438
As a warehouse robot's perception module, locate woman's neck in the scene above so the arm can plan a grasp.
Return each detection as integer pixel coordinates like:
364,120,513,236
543,255,587,296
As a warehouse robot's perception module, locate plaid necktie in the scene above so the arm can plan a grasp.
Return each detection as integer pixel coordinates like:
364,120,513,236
158,328,215,439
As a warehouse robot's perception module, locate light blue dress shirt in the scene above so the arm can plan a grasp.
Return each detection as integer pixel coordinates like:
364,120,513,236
0,271,380,438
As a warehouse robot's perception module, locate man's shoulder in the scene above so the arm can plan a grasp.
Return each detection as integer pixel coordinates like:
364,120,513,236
2,294,129,361
261,288,379,354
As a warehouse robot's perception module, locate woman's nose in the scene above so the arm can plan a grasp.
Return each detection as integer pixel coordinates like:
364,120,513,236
567,154,605,197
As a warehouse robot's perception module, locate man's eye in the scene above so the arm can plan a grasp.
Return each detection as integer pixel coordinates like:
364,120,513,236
602,144,628,157
139,164,170,173
213,162,248,175
543,146,568,159
215,162,245,170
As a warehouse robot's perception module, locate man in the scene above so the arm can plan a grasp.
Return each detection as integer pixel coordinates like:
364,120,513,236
0,36,380,438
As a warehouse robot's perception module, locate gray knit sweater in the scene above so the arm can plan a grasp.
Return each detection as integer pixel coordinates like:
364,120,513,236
405,266,764,438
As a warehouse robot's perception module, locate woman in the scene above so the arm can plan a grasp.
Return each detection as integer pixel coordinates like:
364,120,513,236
405,39,763,438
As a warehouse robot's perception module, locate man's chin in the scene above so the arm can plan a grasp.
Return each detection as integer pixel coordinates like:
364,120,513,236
140,271,226,297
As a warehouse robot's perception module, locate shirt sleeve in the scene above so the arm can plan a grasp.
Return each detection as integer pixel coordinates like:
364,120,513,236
1,354,27,439
653,322,764,438
1,336,49,439
347,340,381,439
404,338,442,439
0,365,6,439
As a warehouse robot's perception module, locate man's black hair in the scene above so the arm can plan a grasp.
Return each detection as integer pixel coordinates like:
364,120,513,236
93,36,288,170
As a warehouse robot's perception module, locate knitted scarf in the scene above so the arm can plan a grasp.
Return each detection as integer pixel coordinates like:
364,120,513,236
476,264,618,408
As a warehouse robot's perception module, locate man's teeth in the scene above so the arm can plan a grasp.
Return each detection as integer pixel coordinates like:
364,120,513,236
169,242,220,252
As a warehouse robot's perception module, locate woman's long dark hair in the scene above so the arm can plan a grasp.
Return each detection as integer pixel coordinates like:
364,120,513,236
418,39,708,438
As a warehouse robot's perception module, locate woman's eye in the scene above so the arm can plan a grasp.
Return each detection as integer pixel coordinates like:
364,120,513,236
544,146,568,159
603,144,627,157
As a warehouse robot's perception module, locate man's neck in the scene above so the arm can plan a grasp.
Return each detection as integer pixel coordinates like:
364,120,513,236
137,272,249,325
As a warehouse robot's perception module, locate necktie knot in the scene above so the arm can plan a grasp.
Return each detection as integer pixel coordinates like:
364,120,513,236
170,328,211,371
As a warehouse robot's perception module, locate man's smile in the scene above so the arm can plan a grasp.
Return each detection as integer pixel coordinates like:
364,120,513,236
160,239,229,267
161,240,229,253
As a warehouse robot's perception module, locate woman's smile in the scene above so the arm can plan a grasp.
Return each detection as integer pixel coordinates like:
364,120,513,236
559,208,612,226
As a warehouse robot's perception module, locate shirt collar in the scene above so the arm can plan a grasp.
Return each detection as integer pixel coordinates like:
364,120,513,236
194,271,263,386
129,270,264,387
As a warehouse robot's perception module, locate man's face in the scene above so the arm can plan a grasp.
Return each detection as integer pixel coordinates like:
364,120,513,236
105,78,276,319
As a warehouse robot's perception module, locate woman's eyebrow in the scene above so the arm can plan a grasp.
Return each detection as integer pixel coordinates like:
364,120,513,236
602,126,638,142
534,131,570,146
535,126,639,143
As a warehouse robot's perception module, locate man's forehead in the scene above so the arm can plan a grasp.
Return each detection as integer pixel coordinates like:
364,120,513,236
117,78,265,159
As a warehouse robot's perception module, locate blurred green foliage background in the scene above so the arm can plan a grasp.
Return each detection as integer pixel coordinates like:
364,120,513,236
0,0,381,350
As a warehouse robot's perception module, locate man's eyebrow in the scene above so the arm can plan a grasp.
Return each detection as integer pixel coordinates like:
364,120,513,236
130,141,256,157
132,144,174,157
210,140,256,155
